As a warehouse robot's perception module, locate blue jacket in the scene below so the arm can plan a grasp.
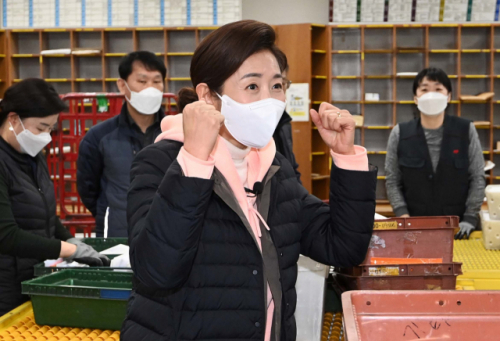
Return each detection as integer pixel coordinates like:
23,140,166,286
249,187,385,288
77,104,164,237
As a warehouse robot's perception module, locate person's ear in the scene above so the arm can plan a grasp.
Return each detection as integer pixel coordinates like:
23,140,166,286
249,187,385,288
447,93,452,103
7,113,19,131
117,79,128,96
196,83,218,105
414,95,418,105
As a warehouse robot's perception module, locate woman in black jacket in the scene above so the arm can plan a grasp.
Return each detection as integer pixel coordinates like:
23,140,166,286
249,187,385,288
122,20,377,341
0,79,109,315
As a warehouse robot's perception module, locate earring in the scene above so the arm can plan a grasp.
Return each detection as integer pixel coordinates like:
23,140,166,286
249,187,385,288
8,126,13,131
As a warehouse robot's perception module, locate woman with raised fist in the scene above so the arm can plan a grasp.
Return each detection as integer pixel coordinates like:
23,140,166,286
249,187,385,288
122,20,377,341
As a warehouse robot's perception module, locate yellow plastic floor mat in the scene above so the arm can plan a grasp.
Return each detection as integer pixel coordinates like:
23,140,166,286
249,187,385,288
0,302,120,341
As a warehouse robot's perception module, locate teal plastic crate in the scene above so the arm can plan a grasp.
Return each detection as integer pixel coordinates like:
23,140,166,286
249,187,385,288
33,238,130,276
22,269,132,330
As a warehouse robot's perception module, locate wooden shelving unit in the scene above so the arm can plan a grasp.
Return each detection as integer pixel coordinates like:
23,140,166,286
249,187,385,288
4,26,218,106
329,23,498,205
277,23,500,205
276,24,331,197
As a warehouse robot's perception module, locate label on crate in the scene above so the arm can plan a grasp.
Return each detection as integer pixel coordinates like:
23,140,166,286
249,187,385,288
368,266,400,276
373,221,398,230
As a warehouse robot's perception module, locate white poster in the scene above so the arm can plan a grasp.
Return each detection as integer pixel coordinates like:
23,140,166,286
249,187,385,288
361,0,385,22
443,0,468,22
471,0,497,21
388,0,413,22
415,0,441,21
286,83,310,122
333,0,358,22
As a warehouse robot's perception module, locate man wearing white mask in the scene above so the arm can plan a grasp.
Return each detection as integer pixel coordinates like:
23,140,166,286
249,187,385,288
385,67,485,239
77,51,167,237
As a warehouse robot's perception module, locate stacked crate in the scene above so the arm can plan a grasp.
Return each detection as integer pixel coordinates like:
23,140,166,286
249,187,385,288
334,216,463,290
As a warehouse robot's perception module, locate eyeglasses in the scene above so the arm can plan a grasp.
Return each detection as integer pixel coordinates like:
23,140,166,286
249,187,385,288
283,78,292,91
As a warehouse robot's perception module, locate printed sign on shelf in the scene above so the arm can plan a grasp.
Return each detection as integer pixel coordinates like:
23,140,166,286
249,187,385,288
286,83,310,122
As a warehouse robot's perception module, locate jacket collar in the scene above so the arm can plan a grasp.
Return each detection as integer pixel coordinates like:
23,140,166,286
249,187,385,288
118,103,164,137
0,135,31,165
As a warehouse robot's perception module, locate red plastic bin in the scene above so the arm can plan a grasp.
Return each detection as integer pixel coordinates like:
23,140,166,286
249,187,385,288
335,262,462,291
343,290,500,341
359,216,459,265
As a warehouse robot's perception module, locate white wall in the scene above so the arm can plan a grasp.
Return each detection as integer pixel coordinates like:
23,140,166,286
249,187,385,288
242,0,329,25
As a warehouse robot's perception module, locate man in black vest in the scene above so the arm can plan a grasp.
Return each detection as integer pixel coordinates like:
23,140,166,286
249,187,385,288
385,68,485,239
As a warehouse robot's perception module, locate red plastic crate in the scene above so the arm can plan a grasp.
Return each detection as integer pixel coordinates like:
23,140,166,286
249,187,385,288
343,290,500,341
47,93,177,236
360,216,459,265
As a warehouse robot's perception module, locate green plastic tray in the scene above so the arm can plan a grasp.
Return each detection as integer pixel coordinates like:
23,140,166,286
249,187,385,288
79,237,128,252
22,269,132,330
33,238,130,277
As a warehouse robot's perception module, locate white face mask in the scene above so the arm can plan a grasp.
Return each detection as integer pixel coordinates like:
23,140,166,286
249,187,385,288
217,94,286,149
417,92,448,116
10,120,52,157
123,81,163,115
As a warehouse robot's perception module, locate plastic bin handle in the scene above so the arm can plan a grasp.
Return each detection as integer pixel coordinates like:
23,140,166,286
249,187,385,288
100,289,131,300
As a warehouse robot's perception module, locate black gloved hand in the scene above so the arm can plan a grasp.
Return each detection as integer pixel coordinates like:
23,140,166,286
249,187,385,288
64,238,111,266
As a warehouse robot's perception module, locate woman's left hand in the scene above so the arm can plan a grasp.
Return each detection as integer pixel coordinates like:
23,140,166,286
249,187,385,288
310,102,356,155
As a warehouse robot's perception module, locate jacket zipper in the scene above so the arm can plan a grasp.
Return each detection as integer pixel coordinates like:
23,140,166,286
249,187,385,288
37,187,51,238
31,162,51,237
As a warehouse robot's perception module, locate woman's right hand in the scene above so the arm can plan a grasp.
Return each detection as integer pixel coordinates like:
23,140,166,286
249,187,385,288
183,100,225,161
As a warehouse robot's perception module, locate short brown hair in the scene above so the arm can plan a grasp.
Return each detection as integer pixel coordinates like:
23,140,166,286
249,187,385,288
177,20,287,112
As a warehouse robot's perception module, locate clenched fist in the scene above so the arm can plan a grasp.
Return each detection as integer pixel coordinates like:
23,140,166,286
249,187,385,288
183,100,225,161
310,102,356,155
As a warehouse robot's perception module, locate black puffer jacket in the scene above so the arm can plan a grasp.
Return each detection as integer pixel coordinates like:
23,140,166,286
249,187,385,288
0,137,72,315
121,139,377,341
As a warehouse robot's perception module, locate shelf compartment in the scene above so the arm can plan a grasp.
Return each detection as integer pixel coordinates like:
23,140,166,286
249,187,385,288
461,103,491,124
167,55,191,78
11,32,40,55
364,129,392,152
364,79,393,101
396,104,417,123
74,31,102,50
364,28,392,50
104,57,121,79
461,27,490,50
75,56,102,79
364,53,392,76
461,53,490,76
332,53,361,76
332,28,361,51
396,78,415,101
168,30,196,53
396,27,424,50
332,79,361,102
105,31,133,54
137,31,165,54
41,32,70,52
429,27,458,50
396,53,424,74
428,53,458,75
43,57,71,79
364,104,393,127
12,58,40,80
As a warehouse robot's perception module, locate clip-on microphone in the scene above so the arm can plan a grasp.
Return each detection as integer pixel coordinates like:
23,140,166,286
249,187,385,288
244,181,264,197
